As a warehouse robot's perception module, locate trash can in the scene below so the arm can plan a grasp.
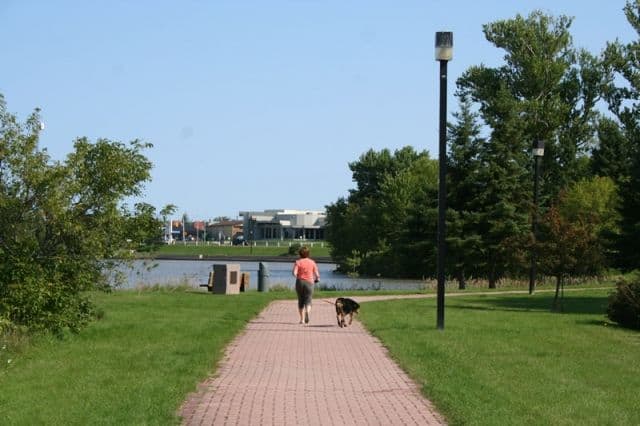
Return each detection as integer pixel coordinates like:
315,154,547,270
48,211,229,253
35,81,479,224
258,262,270,292
240,272,250,292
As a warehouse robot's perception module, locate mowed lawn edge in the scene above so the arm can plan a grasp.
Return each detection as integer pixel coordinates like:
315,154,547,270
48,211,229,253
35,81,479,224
358,289,640,425
0,290,288,425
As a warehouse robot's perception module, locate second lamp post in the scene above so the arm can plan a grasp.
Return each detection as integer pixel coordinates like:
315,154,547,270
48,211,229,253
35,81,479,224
529,140,545,294
435,31,452,330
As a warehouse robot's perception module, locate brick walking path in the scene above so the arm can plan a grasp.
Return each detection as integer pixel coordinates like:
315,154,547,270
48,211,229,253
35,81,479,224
180,298,445,425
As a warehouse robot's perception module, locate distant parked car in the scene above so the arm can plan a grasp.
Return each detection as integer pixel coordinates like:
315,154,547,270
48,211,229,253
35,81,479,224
232,235,246,246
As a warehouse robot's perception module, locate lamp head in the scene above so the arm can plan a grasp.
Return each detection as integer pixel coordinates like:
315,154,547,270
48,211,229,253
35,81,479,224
435,32,453,61
532,140,545,157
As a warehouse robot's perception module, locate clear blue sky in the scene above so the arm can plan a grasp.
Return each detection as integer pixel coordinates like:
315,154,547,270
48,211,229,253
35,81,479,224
1,1,635,220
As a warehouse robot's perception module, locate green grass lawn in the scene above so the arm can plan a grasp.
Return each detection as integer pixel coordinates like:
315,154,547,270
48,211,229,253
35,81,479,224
0,290,287,425
151,242,331,258
358,289,640,425
2,287,637,425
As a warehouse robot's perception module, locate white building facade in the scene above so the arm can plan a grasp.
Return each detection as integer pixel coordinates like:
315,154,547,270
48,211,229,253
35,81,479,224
239,209,326,241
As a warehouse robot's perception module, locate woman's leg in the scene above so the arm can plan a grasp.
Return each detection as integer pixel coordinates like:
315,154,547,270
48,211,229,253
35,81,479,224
295,280,305,324
304,304,311,323
304,282,313,323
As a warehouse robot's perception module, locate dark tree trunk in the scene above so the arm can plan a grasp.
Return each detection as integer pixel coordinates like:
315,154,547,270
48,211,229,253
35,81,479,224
488,269,497,289
552,274,564,312
457,269,467,290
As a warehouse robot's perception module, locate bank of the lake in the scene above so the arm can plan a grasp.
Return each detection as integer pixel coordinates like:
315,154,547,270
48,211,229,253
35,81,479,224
117,259,431,291
149,253,333,263
147,241,332,259
117,259,604,292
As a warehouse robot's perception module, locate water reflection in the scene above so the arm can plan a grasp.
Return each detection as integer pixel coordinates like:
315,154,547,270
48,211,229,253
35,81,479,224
117,259,429,291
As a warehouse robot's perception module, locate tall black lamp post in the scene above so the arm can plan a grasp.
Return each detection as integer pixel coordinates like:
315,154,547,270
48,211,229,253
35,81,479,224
436,31,452,330
529,140,545,295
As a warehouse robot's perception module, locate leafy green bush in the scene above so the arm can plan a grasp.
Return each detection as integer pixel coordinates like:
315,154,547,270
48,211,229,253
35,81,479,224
0,94,164,335
607,276,640,330
288,243,301,255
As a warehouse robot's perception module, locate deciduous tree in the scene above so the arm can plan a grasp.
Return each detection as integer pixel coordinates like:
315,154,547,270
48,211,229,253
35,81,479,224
0,95,163,334
325,147,437,278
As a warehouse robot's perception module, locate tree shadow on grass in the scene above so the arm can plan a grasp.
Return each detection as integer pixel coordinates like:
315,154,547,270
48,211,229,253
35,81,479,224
451,294,609,316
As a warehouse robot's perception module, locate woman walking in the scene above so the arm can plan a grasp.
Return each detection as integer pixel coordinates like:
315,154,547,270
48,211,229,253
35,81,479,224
293,246,320,324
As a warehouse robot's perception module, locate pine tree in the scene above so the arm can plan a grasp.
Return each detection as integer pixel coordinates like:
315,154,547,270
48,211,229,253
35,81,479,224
602,1,640,269
447,96,484,288
592,117,633,186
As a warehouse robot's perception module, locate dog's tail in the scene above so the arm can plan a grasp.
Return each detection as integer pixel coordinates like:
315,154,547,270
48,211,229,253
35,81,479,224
321,299,336,305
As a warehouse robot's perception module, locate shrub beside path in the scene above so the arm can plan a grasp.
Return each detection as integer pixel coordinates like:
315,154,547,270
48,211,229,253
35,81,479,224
179,297,446,425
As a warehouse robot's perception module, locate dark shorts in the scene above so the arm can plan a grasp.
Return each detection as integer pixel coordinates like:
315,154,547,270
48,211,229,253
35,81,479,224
295,279,314,309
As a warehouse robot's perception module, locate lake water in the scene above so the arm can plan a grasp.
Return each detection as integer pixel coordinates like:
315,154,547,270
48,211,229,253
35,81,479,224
117,259,432,291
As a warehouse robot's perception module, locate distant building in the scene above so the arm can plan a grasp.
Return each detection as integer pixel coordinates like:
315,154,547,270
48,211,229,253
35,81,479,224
168,220,183,241
239,209,326,240
169,219,225,241
206,220,243,241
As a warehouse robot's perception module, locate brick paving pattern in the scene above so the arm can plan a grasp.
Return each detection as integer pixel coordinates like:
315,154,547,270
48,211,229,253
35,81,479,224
180,298,445,425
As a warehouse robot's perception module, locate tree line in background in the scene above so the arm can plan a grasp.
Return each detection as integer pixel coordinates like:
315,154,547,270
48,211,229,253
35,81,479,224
326,4,640,288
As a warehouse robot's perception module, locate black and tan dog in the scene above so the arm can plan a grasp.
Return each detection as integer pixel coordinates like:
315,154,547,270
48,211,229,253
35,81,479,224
334,297,360,328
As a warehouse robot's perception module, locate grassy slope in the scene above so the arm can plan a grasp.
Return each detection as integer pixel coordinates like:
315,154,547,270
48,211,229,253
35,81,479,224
359,289,640,425
0,290,286,425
